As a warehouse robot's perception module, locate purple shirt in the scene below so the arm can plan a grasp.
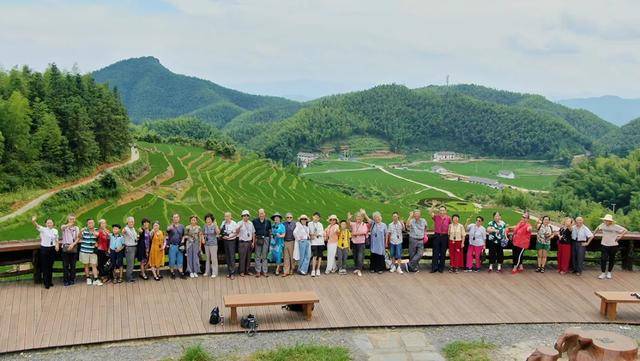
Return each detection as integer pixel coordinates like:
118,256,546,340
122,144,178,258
433,215,451,234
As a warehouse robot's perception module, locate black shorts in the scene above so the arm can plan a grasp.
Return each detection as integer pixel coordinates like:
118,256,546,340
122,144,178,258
311,245,324,258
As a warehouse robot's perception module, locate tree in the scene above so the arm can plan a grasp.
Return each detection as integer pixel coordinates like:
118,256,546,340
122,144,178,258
0,91,34,162
33,110,69,176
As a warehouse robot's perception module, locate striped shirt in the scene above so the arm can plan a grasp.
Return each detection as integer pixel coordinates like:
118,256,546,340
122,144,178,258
80,228,97,254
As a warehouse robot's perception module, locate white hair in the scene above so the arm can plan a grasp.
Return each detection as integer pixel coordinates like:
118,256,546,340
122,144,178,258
372,211,382,219
127,216,135,223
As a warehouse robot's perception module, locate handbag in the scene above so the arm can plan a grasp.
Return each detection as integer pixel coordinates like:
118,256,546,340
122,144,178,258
62,243,77,253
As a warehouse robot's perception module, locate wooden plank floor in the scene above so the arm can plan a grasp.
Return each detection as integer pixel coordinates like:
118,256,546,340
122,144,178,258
2,268,640,353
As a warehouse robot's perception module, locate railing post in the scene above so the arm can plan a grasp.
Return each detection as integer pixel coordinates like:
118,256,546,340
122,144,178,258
32,249,41,284
619,239,634,271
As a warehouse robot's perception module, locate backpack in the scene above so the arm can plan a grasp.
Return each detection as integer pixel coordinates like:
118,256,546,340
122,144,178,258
209,306,220,325
240,314,258,336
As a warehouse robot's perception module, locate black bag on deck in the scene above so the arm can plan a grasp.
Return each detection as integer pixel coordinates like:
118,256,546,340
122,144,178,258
209,306,220,325
240,314,258,330
282,304,314,312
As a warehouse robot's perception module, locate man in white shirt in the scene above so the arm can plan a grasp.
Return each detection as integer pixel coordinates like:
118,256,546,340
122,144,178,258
571,216,594,276
235,210,256,277
220,212,238,279
32,216,59,289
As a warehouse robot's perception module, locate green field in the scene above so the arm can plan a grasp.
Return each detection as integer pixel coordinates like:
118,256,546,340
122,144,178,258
408,159,564,190
0,144,536,241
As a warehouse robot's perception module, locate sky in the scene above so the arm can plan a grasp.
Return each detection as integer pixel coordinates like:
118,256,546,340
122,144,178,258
0,0,639,101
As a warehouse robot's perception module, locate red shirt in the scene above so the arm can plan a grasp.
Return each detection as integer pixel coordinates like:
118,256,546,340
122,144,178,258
97,229,110,251
433,214,451,234
512,221,531,249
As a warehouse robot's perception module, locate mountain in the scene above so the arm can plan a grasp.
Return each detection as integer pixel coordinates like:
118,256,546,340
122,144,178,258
92,56,298,125
252,84,597,163
599,117,640,155
558,95,640,126
424,84,617,140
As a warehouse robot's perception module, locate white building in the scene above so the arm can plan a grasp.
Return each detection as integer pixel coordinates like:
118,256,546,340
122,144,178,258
497,170,516,179
297,152,320,168
469,176,505,190
431,165,448,174
433,151,463,161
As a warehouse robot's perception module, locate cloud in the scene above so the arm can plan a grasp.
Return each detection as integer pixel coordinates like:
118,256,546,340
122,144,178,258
0,0,638,99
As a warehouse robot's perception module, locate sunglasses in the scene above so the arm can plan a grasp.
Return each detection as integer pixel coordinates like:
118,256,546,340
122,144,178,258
286,216,293,219
242,215,249,217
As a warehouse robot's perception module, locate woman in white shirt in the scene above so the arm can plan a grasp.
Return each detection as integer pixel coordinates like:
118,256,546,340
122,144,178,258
32,216,59,289
293,215,311,275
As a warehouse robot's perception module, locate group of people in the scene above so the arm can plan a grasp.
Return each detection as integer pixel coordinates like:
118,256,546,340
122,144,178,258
32,206,628,289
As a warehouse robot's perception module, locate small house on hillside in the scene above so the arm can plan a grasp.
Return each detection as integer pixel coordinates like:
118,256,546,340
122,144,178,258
433,151,463,161
297,152,320,168
469,176,504,190
497,170,515,179
431,165,448,174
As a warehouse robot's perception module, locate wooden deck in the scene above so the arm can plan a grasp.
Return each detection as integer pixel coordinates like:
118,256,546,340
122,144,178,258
2,269,640,353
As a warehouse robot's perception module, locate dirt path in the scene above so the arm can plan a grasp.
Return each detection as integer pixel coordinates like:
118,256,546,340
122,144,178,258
0,146,139,224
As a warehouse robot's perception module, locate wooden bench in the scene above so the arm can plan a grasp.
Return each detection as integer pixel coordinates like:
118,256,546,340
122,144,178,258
595,291,640,320
224,291,320,324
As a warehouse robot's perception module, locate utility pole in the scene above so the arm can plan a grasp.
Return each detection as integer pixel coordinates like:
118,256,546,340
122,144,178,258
612,203,617,213
446,74,450,87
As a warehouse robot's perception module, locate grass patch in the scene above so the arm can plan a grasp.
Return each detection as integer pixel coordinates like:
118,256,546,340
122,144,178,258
179,344,213,361
442,340,495,361
250,344,351,361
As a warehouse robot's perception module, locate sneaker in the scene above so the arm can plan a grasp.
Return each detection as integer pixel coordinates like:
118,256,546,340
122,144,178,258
606,272,612,279
356,270,362,277
211,274,216,278
86,278,93,285
63,281,70,287
397,267,404,274
170,272,176,279
316,271,321,277
189,273,194,278
311,270,316,277
390,265,396,273
194,273,199,278
598,272,606,279
465,268,472,272
93,279,103,286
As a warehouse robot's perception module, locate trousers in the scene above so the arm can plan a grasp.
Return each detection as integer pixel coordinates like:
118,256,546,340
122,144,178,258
448,240,464,268
432,233,448,272
571,241,587,273
325,243,337,272
601,245,618,273
224,240,236,276
40,246,56,287
408,237,424,271
238,241,252,275
283,241,295,274
125,246,137,281
254,239,269,274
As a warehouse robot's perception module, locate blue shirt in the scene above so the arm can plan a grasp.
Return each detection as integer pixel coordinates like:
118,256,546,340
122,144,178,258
272,223,286,242
109,234,125,251
369,221,387,255
80,228,97,254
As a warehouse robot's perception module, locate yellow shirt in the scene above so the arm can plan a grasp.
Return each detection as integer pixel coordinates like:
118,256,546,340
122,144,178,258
337,229,351,249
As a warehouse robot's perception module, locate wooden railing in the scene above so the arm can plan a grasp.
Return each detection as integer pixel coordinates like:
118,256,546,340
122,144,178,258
1,232,639,280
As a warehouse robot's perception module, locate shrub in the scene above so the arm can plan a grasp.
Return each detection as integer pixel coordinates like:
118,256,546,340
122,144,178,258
442,340,495,361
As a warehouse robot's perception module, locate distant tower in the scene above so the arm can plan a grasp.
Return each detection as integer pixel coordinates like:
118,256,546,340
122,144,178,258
446,74,450,87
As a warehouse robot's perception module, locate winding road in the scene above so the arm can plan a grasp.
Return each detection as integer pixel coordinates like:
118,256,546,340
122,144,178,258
0,146,139,224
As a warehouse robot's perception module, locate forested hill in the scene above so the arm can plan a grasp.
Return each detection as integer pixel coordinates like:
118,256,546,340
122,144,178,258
598,117,640,156
0,65,131,192
423,84,616,140
92,56,298,126
254,84,596,163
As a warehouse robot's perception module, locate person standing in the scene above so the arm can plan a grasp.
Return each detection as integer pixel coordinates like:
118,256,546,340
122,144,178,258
96,219,111,283
466,216,486,272
282,213,296,276
447,214,465,273
148,221,165,281
571,216,593,276
557,217,573,275
123,216,138,283
387,212,405,274
510,213,532,274
594,214,628,280
60,214,80,286
337,220,351,274
348,210,370,277
236,210,255,277
309,212,325,277
252,209,271,277
79,219,102,286
32,216,58,289
220,212,237,279
270,213,286,275
369,211,388,274
486,212,507,273
137,218,152,280
167,213,186,279
109,224,125,283
535,216,553,273
406,210,427,273
293,214,311,275
203,213,220,278
324,215,340,274
184,215,203,278
430,205,451,273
